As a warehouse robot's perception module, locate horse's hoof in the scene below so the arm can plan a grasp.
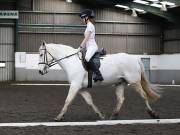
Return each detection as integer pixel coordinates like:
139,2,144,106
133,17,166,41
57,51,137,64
146,109,160,119
54,118,63,122
54,118,61,122
152,111,160,119
54,116,64,122
101,115,106,120
110,113,118,120
95,113,105,120
54,118,58,122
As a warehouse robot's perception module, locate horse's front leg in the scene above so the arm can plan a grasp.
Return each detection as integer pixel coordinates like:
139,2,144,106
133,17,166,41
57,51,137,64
80,91,105,120
54,83,81,121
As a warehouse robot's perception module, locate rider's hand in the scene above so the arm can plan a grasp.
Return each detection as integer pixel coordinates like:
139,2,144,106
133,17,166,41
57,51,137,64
77,46,82,52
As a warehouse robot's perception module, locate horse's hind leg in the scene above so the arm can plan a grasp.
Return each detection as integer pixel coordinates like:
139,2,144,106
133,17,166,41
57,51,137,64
133,83,160,119
110,84,125,120
54,83,81,121
80,91,105,120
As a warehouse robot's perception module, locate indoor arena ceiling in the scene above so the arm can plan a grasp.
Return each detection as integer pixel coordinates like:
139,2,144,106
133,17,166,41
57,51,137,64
73,0,180,23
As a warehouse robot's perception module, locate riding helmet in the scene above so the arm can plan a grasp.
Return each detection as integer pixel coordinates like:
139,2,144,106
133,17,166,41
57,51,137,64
79,9,95,19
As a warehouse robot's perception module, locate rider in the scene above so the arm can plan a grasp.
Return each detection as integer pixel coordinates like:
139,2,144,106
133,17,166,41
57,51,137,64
79,9,104,82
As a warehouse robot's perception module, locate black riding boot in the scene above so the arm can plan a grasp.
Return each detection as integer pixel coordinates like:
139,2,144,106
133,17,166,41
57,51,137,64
89,59,104,82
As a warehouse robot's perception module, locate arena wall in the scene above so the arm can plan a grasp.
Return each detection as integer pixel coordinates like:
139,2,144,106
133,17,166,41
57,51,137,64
15,52,180,84
1,0,180,83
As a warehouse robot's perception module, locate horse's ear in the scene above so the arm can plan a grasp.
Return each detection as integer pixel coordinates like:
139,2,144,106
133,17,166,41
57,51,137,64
41,41,46,46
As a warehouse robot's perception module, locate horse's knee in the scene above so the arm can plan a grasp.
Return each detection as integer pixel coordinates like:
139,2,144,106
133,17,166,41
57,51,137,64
120,97,125,104
70,84,82,91
65,99,70,104
65,94,77,105
117,96,124,103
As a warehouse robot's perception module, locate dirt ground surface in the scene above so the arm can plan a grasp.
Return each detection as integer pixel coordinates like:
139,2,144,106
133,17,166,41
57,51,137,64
0,124,179,135
0,84,179,134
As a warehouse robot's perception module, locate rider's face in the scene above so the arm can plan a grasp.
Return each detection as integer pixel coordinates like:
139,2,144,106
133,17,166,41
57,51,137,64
82,17,88,24
82,18,85,23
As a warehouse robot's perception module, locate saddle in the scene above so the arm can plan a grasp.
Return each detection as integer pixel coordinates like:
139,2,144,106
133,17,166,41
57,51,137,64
81,48,107,88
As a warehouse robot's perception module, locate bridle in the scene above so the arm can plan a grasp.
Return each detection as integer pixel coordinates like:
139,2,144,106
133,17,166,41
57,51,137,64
38,45,79,68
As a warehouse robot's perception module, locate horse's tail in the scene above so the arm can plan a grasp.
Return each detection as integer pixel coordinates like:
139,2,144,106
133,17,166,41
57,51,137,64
139,60,161,101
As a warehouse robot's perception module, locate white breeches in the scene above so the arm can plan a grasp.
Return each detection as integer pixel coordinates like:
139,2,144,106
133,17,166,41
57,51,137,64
85,44,98,62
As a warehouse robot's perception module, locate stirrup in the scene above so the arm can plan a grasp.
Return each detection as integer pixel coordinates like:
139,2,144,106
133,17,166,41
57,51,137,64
93,75,104,82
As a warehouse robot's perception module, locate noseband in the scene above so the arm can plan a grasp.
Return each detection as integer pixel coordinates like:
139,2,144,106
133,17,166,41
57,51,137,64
38,46,79,67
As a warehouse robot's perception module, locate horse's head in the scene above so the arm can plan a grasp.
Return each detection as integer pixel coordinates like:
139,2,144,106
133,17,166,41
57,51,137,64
38,41,50,75
38,42,78,75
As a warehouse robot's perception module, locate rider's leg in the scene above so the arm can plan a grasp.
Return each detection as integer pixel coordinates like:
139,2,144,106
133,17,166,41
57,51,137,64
85,44,98,62
85,45,103,82
89,59,104,82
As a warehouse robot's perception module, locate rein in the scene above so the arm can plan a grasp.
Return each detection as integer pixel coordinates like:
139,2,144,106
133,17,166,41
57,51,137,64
48,52,79,67
39,46,79,67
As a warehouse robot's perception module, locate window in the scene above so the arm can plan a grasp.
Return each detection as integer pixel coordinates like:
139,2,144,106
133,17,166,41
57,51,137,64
0,62,6,68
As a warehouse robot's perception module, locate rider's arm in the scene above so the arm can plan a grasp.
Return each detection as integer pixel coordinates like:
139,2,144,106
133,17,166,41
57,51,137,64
80,31,92,48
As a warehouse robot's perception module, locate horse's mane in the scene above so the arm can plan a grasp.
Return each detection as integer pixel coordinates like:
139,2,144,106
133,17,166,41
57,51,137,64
47,43,75,50
46,43,77,57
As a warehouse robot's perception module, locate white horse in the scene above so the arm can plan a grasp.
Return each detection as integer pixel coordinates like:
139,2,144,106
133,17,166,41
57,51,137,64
38,42,161,121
